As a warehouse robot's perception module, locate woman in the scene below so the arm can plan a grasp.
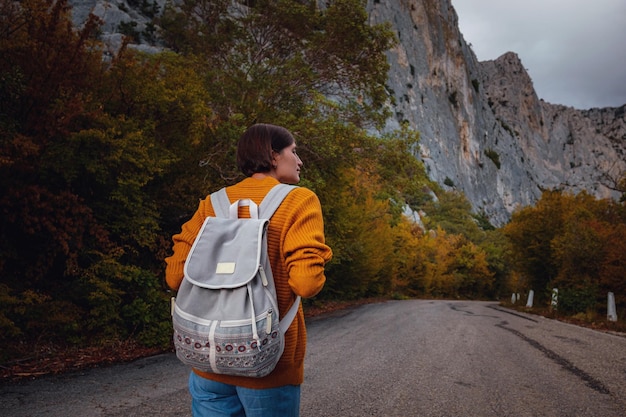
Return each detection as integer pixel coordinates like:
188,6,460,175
165,123,333,417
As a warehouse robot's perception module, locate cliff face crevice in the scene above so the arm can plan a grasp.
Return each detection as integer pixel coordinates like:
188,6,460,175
69,0,626,226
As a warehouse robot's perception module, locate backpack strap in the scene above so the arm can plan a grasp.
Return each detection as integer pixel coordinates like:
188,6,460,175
280,295,301,333
260,183,301,333
259,183,297,219
210,188,230,218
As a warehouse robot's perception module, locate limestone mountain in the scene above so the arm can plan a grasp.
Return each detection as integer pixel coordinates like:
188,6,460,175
70,0,626,226
372,0,625,225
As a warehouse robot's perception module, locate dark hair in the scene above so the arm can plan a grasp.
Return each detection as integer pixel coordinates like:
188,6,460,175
237,124,295,177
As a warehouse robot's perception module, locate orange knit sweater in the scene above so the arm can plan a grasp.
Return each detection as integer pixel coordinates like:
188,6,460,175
165,176,332,389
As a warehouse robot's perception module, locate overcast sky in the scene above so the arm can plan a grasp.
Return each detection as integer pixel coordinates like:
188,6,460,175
452,0,626,109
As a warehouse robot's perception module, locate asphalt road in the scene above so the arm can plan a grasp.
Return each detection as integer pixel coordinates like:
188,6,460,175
2,300,625,416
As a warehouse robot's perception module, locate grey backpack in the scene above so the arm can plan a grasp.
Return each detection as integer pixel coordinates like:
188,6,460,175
171,183,299,378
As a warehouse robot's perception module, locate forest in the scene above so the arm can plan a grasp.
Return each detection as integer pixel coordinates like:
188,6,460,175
1,0,625,364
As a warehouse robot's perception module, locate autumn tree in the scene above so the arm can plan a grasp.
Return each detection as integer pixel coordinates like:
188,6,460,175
1,0,112,351
421,190,487,241
0,0,173,358
389,219,426,297
412,229,493,299
550,195,604,312
478,228,511,298
504,189,626,313
599,223,626,304
153,0,398,216
503,190,566,304
320,166,395,298
550,193,626,314
158,0,394,127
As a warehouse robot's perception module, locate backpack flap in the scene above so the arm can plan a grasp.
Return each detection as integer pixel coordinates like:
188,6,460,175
183,216,269,289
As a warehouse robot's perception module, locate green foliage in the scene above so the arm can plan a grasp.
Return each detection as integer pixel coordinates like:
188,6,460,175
498,118,515,136
473,211,495,231
484,148,501,169
421,191,485,239
375,125,431,210
158,0,395,128
478,229,510,298
118,21,141,43
557,283,599,315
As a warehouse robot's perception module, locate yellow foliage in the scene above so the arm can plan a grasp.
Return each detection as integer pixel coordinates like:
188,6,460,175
394,227,494,299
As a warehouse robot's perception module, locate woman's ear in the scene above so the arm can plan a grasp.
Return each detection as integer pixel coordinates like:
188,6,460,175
271,150,280,168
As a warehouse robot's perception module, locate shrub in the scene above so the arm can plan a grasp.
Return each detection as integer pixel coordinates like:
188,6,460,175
557,284,598,315
484,148,501,169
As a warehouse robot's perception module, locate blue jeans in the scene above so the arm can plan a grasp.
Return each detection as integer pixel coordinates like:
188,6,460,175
188,371,301,417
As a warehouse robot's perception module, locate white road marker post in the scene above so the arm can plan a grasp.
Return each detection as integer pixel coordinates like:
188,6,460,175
607,292,617,322
526,290,534,308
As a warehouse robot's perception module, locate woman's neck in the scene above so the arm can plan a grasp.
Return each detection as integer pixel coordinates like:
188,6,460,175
251,172,276,180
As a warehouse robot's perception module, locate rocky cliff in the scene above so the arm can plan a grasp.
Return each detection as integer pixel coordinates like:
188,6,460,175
369,0,625,225
69,0,626,226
